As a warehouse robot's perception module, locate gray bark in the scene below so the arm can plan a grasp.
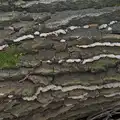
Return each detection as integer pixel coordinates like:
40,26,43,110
0,0,120,120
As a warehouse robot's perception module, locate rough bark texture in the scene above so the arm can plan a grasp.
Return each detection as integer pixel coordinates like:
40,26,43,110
0,0,120,120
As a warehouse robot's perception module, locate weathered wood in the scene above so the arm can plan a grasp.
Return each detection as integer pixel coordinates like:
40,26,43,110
0,0,120,120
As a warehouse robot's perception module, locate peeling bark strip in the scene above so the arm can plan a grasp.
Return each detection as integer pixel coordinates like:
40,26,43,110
68,26,81,30
68,93,88,100
40,29,66,37
76,42,120,48
83,54,120,64
66,59,81,63
13,35,34,42
42,54,120,64
104,92,120,97
22,82,120,101
0,44,8,50
11,19,118,43
38,20,116,38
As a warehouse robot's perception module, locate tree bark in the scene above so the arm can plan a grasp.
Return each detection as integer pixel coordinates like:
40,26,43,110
0,0,120,120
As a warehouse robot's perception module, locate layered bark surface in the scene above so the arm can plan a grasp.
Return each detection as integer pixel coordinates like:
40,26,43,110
0,0,120,120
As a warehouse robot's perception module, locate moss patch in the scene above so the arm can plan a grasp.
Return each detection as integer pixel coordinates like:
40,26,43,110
0,45,23,68
87,58,120,72
104,74,120,82
104,76,120,81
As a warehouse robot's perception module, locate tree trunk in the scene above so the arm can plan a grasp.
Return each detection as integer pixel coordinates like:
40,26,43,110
0,0,120,120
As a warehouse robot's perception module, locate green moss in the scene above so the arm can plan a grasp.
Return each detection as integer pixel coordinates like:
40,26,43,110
104,76,120,81
87,58,119,72
116,4,120,6
104,74,120,81
0,45,23,68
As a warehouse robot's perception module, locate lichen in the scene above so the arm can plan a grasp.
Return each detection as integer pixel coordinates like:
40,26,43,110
22,88,35,97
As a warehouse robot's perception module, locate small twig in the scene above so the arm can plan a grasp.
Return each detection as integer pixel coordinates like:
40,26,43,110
103,112,112,120
19,61,42,82
19,72,31,83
